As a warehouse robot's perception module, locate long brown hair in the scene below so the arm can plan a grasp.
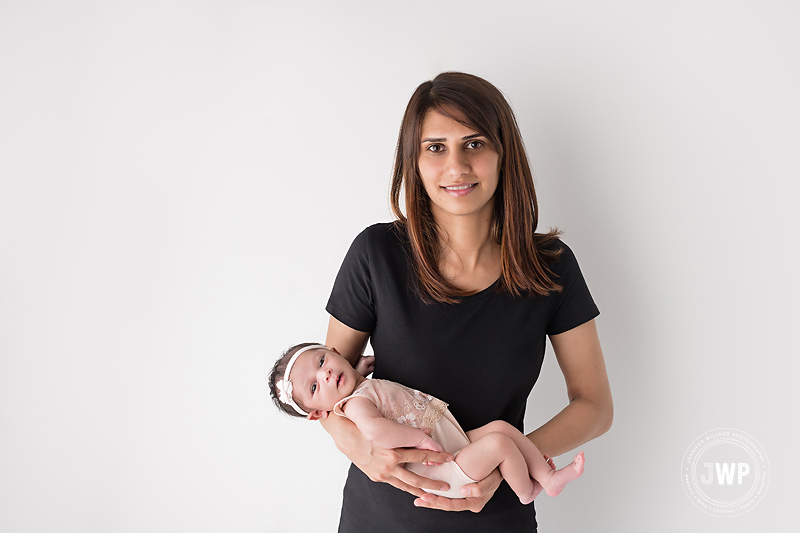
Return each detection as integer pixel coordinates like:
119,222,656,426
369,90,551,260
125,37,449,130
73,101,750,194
390,72,563,304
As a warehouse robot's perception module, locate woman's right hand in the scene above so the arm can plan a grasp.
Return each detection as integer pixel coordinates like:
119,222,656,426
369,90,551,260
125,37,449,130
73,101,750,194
320,412,454,496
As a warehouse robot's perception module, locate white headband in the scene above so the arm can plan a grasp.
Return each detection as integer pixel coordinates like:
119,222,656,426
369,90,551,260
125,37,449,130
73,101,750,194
276,344,327,417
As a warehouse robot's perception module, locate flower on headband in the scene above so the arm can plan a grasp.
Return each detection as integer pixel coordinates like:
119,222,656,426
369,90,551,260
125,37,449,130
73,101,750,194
277,378,293,406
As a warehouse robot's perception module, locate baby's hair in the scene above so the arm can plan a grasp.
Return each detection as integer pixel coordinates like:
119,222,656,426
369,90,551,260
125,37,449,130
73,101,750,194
269,342,320,418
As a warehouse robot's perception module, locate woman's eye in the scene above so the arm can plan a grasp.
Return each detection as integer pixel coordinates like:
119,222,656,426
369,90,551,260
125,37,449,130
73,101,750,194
467,140,483,150
427,144,444,153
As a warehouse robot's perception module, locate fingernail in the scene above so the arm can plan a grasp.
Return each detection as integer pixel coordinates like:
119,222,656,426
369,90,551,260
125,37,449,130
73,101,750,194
461,488,472,497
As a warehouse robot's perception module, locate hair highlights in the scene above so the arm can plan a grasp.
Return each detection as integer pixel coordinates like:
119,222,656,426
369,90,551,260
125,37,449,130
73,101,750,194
390,72,563,303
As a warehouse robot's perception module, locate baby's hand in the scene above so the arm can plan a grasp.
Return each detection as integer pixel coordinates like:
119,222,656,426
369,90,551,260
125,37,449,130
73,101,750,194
354,355,375,377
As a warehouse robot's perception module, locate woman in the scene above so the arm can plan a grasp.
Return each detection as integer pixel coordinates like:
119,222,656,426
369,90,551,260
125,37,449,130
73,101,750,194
320,72,612,532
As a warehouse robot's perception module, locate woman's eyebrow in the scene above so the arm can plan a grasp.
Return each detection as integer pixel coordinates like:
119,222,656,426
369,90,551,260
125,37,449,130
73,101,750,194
421,133,483,143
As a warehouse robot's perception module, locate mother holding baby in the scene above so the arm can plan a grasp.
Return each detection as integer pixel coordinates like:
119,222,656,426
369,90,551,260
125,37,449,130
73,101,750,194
321,72,613,532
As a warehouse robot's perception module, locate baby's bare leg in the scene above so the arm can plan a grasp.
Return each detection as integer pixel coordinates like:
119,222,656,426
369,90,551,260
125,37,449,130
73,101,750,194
454,433,538,504
467,421,584,497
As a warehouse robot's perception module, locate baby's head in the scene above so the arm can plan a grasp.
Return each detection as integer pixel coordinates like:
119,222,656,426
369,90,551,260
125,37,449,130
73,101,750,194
269,343,363,421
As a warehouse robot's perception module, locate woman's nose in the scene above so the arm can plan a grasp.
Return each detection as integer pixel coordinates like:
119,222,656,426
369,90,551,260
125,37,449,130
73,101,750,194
445,149,470,178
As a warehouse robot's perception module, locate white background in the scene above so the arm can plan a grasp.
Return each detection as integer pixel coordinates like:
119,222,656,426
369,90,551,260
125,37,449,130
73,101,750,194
1,1,798,531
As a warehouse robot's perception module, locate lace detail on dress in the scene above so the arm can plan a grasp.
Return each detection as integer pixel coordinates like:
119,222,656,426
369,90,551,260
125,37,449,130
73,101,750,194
419,395,447,431
384,382,445,430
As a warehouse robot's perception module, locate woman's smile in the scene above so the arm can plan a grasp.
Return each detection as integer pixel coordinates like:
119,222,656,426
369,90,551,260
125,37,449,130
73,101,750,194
442,183,478,196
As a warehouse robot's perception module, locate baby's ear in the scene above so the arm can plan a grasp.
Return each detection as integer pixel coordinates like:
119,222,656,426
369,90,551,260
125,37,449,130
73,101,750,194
307,410,329,421
331,347,340,355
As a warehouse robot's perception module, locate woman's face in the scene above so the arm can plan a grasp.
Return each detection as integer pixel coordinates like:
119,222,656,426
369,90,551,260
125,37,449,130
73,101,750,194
417,109,500,222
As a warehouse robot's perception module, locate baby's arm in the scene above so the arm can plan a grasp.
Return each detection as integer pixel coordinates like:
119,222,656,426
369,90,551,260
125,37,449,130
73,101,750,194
342,397,442,452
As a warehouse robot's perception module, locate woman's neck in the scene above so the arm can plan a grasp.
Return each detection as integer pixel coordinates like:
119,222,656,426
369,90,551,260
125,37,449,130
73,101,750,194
434,211,501,290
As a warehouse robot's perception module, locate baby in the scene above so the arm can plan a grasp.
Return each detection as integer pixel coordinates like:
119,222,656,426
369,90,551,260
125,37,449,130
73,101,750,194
269,343,585,503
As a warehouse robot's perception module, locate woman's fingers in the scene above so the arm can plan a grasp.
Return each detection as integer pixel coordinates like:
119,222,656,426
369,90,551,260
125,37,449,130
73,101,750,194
394,450,453,493
323,415,454,496
413,493,473,511
383,476,428,498
465,468,502,498
413,489,491,512
413,468,502,512
393,467,451,493
365,447,454,493
397,447,453,467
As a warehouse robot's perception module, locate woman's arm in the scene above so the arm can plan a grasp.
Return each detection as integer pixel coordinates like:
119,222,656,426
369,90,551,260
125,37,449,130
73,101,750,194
527,319,613,457
320,315,453,496
416,319,611,512
326,314,369,366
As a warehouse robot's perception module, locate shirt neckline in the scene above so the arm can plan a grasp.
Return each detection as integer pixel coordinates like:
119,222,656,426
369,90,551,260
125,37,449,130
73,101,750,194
458,277,502,303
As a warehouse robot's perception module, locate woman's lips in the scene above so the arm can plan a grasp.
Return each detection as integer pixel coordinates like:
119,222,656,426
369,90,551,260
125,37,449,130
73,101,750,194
442,183,477,197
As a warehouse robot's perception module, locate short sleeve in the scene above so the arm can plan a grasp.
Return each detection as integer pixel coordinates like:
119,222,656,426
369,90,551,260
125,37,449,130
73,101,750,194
546,241,600,335
326,227,376,333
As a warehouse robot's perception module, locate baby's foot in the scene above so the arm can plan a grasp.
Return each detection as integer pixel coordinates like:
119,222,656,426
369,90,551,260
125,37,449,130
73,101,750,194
543,451,584,497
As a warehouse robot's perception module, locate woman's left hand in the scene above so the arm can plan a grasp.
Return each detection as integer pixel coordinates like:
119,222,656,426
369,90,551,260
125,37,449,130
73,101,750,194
411,453,554,512
412,468,503,512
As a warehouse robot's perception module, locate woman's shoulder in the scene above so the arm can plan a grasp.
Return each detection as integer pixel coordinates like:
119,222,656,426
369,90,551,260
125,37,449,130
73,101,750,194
360,221,405,241
543,237,584,274
349,221,407,255
529,236,589,292
530,234,565,266
551,237,577,258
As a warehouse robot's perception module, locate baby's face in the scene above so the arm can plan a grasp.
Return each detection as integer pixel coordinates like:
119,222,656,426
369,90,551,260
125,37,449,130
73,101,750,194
290,347,361,416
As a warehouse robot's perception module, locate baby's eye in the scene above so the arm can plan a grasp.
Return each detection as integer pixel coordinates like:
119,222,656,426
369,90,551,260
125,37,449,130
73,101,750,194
318,355,325,367
311,382,317,394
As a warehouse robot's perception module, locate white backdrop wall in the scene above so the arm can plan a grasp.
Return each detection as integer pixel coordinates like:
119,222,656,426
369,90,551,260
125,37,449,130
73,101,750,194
1,1,798,532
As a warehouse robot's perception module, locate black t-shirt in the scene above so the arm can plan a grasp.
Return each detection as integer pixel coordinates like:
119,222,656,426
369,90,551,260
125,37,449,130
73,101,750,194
326,222,599,533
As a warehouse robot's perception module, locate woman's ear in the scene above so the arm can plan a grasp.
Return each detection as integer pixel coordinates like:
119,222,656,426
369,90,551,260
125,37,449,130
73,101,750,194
307,410,329,421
